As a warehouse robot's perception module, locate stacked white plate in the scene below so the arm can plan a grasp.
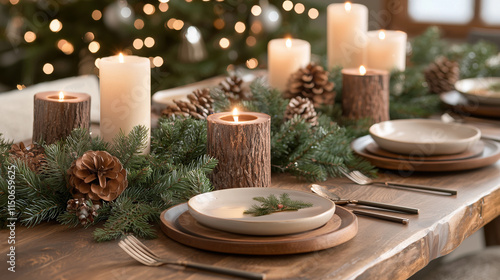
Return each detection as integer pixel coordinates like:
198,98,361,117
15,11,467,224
187,188,335,236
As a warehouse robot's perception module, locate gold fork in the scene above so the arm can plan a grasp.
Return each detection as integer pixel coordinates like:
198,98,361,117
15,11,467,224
118,235,265,280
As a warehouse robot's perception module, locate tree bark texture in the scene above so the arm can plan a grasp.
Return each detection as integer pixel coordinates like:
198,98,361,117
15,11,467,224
207,112,271,190
341,68,389,124
33,91,91,144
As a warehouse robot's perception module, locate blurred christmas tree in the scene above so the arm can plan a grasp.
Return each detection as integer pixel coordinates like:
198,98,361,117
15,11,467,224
0,0,326,92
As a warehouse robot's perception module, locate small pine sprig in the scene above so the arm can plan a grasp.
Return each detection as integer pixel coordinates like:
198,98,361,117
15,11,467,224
243,193,313,217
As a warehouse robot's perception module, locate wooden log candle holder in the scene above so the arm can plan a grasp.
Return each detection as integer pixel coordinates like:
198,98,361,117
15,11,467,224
207,111,271,190
33,91,90,144
341,66,389,123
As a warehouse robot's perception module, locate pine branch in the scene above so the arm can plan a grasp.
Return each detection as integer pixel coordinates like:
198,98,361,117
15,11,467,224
110,125,149,169
93,197,160,242
211,87,231,112
244,193,313,216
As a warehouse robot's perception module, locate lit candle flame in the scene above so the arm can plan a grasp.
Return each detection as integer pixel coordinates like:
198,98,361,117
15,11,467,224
345,1,351,12
118,53,124,63
285,38,292,48
232,108,239,123
359,65,366,75
59,91,64,101
378,30,386,40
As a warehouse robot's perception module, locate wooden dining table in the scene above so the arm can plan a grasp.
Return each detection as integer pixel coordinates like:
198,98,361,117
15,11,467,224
2,157,500,280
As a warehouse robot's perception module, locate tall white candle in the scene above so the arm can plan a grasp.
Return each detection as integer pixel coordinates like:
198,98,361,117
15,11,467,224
268,38,310,91
99,54,151,152
367,30,407,71
327,2,368,69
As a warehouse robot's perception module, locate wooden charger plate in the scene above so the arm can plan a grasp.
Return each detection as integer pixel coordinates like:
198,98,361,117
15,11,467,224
365,140,485,162
160,203,358,255
352,135,500,172
440,91,500,118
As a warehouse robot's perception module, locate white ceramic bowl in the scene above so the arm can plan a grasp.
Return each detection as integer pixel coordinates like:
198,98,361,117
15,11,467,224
188,188,335,236
454,77,500,105
369,119,481,155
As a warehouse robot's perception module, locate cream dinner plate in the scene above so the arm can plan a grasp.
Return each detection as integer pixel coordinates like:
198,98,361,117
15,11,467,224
454,77,500,106
369,119,481,155
187,188,335,236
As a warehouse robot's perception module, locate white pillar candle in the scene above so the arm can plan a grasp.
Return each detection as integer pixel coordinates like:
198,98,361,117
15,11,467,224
268,38,310,92
99,54,151,152
367,30,407,71
327,2,368,69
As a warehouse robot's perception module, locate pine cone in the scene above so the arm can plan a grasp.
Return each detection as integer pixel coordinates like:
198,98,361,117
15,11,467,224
284,97,318,126
219,75,252,103
68,151,127,202
162,88,214,120
285,63,336,107
424,56,460,94
9,142,46,173
67,198,100,225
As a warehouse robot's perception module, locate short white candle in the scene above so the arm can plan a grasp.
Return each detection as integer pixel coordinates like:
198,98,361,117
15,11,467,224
327,2,368,69
268,38,310,92
99,54,151,152
367,30,407,71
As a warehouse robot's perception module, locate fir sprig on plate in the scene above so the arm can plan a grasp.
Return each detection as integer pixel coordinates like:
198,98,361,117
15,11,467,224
244,193,313,216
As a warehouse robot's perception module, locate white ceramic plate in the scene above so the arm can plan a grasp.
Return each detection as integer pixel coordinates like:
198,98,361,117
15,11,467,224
188,188,335,236
454,77,500,105
369,119,481,155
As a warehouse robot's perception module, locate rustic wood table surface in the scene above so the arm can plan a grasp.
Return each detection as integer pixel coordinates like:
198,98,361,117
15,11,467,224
2,163,500,280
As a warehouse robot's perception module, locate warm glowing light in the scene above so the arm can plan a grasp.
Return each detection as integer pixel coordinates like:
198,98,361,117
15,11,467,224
92,10,102,20
378,30,386,40
10,0,20,5
24,31,36,43
144,37,155,48
159,2,169,12
359,65,367,75
232,108,239,122
59,91,64,101
133,38,144,49
294,3,305,14
49,19,62,32
58,39,74,55
173,19,184,30
43,63,54,74
159,0,169,3
16,84,26,90
213,18,225,29
285,38,292,48
84,32,94,42
167,18,176,29
143,3,155,15
251,5,262,16
95,58,100,68
246,58,258,69
251,21,262,34
88,41,100,53
345,2,352,12
234,21,246,33
153,56,164,67
246,36,256,47
119,53,124,63
219,37,230,49
308,8,319,19
282,0,293,11
134,19,145,30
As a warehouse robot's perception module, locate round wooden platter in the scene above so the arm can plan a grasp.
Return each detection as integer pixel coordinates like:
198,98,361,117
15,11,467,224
352,135,500,172
160,203,358,255
440,91,500,118
365,140,485,162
